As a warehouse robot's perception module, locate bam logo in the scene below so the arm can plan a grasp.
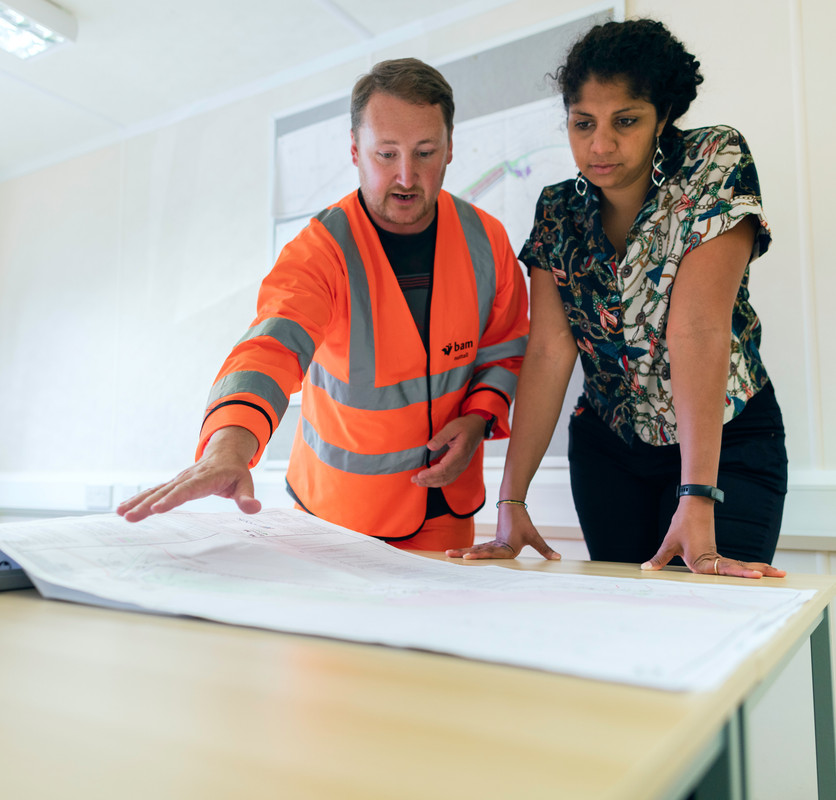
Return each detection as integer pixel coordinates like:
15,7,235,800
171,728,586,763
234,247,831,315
442,340,474,358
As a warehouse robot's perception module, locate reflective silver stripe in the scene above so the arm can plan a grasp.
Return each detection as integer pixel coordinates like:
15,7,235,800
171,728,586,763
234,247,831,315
207,370,289,421
429,363,475,400
468,364,518,398
472,335,528,367
236,318,316,374
308,360,474,410
302,418,427,475
451,194,495,338
316,206,376,390
310,196,500,413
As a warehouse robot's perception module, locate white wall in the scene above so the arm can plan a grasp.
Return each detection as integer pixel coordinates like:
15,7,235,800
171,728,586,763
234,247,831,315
0,0,834,536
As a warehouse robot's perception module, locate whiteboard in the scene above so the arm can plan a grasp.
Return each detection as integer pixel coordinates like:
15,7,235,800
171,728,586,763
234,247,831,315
267,8,617,463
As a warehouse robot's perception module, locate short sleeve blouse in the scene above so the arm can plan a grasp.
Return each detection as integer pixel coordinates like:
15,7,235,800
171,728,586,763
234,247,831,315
519,125,772,446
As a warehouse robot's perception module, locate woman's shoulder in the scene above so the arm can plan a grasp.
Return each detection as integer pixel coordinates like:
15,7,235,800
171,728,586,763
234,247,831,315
680,123,745,143
537,178,576,203
532,178,584,218
677,125,753,170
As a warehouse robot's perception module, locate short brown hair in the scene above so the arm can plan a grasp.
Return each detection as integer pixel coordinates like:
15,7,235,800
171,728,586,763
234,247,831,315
351,58,454,136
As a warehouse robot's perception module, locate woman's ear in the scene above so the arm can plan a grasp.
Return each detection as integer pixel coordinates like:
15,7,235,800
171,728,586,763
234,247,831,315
657,108,671,137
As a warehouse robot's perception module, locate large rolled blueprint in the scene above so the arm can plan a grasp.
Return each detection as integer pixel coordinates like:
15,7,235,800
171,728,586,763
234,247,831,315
0,509,814,691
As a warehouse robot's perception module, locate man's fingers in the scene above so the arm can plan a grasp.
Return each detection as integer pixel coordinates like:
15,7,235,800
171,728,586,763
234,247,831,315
144,481,200,515
412,465,445,487
116,484,165,516
412,453,465,487
232,474,262,514
120,483,182,522
119,469,242,522
425,434,448,452
235,495,262,514
149,469,254,516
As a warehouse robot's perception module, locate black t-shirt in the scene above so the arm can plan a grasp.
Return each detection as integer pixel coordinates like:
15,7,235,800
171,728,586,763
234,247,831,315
358,192,451,522
358,191,436,348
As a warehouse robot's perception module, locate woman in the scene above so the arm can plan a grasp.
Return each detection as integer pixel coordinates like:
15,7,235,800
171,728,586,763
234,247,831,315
448,19,788,579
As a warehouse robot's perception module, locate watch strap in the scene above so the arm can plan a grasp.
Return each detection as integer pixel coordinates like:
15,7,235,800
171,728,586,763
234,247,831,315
468,409,497,439
676,484,725,504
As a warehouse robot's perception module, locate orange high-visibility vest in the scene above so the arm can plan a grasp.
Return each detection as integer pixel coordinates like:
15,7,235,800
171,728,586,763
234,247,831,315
198,190,529,539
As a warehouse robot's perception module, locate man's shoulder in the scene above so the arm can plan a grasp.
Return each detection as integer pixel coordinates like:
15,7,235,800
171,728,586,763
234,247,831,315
292,190,364,246
312,189,361,223
442,190,507,236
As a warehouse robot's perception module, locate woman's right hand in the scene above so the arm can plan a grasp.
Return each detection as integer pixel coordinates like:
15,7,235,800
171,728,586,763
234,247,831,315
445,504,562,561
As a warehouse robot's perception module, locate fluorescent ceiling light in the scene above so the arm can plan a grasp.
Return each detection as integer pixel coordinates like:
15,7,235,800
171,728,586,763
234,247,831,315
0,0,77,59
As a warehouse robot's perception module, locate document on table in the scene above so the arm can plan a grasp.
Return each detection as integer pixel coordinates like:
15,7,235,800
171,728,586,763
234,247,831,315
0,509,815,691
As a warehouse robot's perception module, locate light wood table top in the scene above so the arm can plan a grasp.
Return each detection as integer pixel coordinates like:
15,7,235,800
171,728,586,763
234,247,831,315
1,557,833,800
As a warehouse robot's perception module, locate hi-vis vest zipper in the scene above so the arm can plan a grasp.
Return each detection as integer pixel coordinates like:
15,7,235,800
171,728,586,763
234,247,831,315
199,190,529,539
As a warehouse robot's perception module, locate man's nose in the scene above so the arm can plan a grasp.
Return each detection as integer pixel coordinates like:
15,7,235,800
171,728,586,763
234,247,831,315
396,155,418,186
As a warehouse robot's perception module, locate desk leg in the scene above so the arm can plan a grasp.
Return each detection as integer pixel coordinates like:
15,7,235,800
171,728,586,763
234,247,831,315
694,711,746,800
811,606,836,800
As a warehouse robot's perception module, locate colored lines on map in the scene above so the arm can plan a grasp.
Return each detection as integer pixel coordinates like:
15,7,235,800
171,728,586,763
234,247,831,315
458,147,559,204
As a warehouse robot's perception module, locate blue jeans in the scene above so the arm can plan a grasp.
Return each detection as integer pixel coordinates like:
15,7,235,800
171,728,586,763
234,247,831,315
567,383,788,565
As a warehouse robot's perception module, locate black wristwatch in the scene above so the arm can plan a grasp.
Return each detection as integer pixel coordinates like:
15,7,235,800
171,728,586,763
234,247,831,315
676,484,725,504
484,415,497,439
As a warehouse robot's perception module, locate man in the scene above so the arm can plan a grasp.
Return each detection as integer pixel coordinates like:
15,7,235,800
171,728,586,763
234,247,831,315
118,58,529,551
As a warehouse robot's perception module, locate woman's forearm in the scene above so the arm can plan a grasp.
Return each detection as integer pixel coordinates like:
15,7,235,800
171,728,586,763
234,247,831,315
666,218,756,490
499,267,578,500
499,329,577,501
667,326,729,486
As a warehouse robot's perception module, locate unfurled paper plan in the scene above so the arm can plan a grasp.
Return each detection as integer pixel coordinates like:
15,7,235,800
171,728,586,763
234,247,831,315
0,510,814,691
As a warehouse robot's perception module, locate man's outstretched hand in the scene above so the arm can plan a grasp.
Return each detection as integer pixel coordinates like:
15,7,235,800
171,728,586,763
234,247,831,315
117,427,261,522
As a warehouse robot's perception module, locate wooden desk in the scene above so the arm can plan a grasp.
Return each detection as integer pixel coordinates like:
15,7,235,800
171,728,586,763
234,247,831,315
1,558,833,800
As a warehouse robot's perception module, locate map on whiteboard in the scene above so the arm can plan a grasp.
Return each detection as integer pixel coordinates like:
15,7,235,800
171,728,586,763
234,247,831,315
273,98,576,258
445,99,575,253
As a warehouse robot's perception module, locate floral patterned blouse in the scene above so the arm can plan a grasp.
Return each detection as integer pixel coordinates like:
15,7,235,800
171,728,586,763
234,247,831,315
519,125,772,446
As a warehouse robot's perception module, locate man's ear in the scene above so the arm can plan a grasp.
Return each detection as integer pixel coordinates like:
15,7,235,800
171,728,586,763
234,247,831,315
446,127,453,165
350,130,359,166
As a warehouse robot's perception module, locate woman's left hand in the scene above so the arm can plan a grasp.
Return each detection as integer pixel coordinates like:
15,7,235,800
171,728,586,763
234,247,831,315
640,498,786,579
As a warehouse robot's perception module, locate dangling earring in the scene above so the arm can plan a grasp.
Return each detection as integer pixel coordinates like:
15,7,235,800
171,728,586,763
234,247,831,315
651,137,665,188
574,171,588,197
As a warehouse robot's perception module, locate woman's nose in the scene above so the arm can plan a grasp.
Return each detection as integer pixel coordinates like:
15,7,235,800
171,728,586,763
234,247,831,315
590,127,616,154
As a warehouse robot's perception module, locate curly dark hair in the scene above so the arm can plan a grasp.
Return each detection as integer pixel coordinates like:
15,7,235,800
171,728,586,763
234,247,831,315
554,19,703,131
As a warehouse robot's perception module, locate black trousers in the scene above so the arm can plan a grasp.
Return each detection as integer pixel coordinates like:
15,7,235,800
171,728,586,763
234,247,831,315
567,383,788,565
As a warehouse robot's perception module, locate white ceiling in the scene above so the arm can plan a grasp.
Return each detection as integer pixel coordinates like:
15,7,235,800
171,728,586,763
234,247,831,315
0,0,506,181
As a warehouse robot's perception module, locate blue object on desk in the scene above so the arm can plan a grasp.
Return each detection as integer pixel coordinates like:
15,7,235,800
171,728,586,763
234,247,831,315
0,549,34,591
